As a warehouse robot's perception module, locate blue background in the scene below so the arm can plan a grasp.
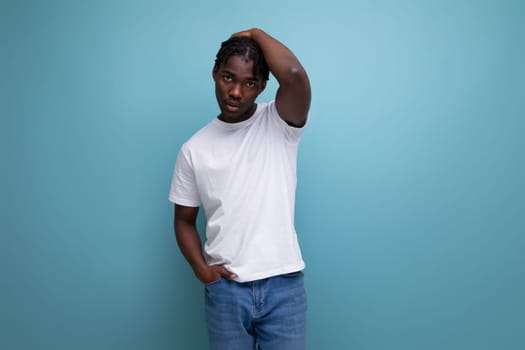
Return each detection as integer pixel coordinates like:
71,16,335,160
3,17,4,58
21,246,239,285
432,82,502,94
2,0,524,349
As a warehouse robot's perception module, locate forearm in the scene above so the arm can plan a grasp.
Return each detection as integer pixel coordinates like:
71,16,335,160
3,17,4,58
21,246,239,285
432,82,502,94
174,204,237,283
249,28,307,86
175,221,208,277
233,28,311,125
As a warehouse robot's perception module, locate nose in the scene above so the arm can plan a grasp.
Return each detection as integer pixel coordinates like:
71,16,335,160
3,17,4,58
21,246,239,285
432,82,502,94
229,83,241,99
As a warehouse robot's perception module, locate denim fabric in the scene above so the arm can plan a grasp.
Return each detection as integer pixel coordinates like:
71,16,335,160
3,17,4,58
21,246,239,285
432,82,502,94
205,271,307,350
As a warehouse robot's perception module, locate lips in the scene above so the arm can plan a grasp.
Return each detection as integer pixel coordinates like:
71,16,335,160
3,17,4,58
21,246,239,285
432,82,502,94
225,101,240,113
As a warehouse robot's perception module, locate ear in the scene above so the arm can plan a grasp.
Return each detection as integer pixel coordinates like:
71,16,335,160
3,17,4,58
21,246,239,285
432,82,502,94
212,67,218,81
259,80,267,93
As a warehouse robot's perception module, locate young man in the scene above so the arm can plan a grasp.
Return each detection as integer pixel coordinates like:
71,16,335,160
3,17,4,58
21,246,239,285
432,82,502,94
169,28,311,350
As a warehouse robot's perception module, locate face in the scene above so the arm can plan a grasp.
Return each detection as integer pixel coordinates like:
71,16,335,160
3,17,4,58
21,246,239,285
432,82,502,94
213,55,266,123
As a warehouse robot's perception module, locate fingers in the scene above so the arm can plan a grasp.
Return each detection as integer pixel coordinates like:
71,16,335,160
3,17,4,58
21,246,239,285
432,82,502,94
198,265,237,284
230,29,252,39
215,265,237,280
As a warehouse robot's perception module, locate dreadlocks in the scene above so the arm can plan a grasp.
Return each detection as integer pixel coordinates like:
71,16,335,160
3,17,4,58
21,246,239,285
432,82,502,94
214,37,270,81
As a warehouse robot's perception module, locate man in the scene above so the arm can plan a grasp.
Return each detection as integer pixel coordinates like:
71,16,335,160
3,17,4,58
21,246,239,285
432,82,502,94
169,28,311,350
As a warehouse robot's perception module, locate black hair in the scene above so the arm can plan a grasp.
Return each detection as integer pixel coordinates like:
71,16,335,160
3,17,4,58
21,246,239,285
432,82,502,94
214,37,269,81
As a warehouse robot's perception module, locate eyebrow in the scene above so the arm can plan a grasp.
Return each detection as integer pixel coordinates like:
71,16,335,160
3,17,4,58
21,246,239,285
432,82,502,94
222,69,258,81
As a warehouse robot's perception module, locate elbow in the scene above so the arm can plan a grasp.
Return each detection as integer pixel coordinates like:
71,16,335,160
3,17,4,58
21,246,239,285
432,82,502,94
287,64,306,81
281,63,309,90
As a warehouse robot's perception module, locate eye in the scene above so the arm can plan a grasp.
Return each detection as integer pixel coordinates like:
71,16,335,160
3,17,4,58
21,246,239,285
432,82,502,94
246,81,256,88
222,74,232,82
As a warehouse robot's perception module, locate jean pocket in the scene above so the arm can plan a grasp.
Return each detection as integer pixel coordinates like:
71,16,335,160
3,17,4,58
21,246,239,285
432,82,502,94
205,278,223,287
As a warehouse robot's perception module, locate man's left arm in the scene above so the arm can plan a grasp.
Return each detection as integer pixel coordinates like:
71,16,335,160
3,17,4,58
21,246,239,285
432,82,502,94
232,28,311,127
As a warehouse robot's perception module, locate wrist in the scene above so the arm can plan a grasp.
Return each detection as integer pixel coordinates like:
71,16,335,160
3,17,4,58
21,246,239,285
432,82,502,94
193,263,210,280
249,28,263,40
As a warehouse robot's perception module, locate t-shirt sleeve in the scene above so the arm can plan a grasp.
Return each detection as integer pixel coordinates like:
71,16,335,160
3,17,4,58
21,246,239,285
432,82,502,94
268,100,308,142
168,146,201,207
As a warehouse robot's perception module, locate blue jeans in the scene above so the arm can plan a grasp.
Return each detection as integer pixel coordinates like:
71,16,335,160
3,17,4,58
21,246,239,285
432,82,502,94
205,271,307,350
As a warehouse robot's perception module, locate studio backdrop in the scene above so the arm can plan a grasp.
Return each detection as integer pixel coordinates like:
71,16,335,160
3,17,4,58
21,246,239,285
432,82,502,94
2,0,524,349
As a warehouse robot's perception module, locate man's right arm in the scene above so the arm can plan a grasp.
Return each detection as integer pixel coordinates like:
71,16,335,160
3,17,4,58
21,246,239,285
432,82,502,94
174,204,237,284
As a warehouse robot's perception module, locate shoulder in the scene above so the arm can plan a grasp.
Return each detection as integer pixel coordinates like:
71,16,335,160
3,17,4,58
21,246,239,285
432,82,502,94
183,119,219,150
258,101,307,140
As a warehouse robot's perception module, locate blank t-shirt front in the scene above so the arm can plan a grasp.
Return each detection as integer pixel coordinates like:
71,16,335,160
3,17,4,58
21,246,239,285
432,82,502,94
169,101,305,282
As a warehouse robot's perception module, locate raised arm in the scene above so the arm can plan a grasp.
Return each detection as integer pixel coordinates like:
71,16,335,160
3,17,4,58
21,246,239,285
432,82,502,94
174,204,236,284
232,28,311,127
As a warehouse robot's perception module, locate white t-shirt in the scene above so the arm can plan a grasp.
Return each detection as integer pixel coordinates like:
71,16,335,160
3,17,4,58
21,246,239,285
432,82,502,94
169,101,305,282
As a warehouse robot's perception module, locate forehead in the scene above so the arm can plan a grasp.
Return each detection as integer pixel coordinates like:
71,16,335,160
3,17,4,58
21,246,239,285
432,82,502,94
219,55,258,79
